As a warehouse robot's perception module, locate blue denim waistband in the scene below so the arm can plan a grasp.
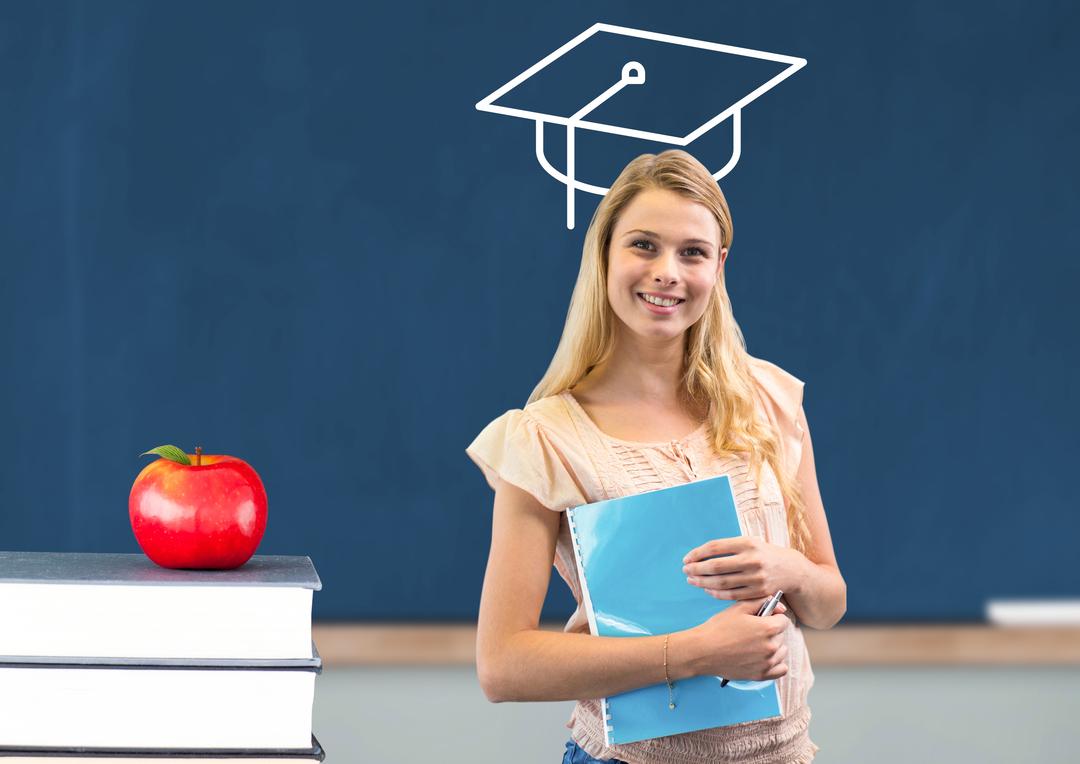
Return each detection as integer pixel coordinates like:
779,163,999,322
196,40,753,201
562,739,628,764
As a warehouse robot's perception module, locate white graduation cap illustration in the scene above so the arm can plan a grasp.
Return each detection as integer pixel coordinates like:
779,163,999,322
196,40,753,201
476,23,806,229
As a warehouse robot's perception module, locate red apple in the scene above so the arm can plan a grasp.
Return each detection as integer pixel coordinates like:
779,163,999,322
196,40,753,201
129,445,268,570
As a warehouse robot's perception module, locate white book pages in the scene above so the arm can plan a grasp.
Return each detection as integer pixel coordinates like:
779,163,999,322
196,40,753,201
0,756,320,763
0,584,312,659
0,667,315,749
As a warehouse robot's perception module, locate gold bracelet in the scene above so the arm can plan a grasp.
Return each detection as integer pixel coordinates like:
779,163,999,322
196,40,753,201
663,634,676,709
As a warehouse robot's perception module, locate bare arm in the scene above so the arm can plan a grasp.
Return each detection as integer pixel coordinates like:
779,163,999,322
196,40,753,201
476,480,788,703
780,407,847,630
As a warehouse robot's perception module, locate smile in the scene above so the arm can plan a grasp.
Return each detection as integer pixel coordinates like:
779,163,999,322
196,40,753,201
637,293,684,307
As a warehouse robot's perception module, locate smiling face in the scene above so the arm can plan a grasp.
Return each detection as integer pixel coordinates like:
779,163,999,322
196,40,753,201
606,187,729,343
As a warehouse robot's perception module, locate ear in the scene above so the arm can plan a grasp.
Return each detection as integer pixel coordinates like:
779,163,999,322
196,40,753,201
718,247,729,273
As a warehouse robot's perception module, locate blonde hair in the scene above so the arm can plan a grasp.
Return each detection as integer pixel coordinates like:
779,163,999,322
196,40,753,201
527,150,811,555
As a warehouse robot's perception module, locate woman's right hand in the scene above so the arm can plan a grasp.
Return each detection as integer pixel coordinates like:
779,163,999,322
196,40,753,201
685,597,790,681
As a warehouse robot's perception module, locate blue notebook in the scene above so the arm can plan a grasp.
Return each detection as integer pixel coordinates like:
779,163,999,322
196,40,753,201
566,475,781,746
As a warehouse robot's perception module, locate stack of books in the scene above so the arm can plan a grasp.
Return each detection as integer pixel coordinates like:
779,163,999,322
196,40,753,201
0,552,325,763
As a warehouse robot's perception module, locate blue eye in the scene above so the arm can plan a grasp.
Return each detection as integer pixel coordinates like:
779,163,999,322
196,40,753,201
632,240,705,257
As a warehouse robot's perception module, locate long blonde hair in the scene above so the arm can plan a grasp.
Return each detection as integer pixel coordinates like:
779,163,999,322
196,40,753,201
527,150,811,555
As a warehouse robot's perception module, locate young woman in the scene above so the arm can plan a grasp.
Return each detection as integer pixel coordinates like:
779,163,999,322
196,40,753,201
466,150,845,763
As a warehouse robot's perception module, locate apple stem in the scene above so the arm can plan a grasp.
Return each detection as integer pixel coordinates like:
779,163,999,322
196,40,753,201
195,446,202,466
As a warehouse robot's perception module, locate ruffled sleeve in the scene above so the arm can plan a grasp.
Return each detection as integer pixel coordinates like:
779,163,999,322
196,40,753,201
465,409,586,512
747,357,806,482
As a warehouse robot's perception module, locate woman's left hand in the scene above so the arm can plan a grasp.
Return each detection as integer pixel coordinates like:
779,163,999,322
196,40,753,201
682,537,810,601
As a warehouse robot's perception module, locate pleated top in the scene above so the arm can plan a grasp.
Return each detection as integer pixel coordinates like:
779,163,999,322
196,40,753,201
465,356,818,764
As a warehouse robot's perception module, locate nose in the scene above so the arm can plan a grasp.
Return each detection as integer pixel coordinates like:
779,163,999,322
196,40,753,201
651,248,679,287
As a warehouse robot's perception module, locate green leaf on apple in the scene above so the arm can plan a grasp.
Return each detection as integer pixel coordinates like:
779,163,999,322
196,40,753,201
139,445,192,465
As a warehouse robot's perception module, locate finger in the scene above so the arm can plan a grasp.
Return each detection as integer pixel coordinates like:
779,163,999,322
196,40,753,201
687,573,757,590
683,537,749,564
706,589,741,600
711,587,776,603
729,597,772,614
766,613,791,635
683,554,748,577
705,585,769,601
765,662,788,680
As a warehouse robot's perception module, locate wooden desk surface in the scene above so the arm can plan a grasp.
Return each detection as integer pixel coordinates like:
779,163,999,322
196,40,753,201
311,623,1080,666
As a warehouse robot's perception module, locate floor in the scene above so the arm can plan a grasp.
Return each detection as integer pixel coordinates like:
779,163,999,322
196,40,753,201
311,665,1078,762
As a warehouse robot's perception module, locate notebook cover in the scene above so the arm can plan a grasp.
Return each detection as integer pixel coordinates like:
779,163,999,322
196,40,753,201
0,554,321,590
567,475,781,745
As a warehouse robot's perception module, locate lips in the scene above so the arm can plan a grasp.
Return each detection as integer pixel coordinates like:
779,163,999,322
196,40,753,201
636,293,683,314
636,292,685,306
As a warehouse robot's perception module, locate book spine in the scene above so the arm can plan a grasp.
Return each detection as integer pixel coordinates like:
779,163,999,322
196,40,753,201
565,509,599,638
567,508,614,744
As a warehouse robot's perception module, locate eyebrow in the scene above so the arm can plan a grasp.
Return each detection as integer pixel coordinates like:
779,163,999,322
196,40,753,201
623,229,715,247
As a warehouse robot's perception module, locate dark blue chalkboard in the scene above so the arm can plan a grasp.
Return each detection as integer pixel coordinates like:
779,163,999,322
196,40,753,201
1,0,1077,621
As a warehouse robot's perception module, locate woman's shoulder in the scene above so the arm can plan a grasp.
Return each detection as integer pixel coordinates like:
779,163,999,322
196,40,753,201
746,354,803,390
745,354,807,476
746,355,804,410
465,392,588,511
468,392,578,449
745,354,805,431
521,391,577,432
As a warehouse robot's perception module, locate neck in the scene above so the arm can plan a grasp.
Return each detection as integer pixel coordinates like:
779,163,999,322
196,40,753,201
585,326,690,406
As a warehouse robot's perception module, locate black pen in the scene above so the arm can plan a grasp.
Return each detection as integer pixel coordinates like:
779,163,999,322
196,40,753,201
719,590,784,688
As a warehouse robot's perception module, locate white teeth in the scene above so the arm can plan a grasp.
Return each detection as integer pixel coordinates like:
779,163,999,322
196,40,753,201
640,293,681,307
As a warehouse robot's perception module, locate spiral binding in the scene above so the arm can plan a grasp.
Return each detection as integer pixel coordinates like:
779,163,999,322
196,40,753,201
568,508,616,742
567,509,584,564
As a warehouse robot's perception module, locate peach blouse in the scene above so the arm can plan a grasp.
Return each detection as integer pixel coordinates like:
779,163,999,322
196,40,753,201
466,356,818,763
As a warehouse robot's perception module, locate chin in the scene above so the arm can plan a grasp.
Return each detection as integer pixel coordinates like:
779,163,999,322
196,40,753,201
626,321,687,340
